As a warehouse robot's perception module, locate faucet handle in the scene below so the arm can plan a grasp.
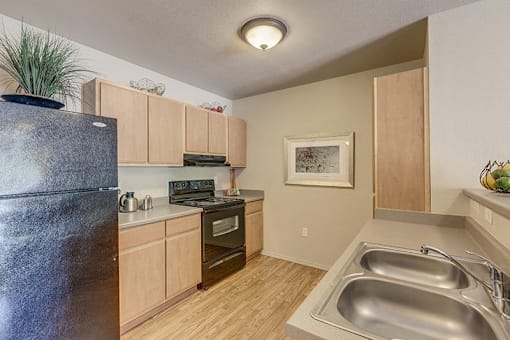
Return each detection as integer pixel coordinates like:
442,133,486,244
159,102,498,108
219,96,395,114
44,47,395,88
465,250,504,282
466,250,494,264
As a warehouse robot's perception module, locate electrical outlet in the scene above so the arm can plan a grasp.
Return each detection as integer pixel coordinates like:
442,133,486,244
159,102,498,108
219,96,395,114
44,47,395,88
483,207,493,225
301,227,308,237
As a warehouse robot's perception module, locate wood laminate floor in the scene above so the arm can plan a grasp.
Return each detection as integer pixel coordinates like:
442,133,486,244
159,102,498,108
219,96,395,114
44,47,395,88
122,255,325,340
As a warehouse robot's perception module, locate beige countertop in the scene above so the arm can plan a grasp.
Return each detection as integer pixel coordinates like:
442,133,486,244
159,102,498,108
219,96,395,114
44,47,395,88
215,189,264,203
118,190,264,229
464,188,510,219
285,217,484,340
118,197,202,229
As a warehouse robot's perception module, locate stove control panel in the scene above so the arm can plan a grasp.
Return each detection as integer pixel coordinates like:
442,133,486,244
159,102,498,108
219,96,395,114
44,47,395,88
169,179,215,195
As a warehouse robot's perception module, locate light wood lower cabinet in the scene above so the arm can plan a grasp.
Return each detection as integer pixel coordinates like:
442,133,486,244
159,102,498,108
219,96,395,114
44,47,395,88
165,214,202,299
245,200,263,260
119,222,166,325
118,213,202,333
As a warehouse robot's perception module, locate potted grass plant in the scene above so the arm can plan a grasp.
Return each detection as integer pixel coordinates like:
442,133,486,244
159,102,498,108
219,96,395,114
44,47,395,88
0,23,92,109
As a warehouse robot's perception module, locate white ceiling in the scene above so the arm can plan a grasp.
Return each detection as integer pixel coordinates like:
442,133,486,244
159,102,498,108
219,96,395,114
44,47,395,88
1,0,477,99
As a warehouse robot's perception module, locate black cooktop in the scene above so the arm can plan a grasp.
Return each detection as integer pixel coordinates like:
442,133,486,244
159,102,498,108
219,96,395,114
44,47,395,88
176,197,244,211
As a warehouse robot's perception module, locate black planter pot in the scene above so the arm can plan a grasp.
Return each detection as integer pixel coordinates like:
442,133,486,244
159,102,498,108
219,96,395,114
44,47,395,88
1,94,65,110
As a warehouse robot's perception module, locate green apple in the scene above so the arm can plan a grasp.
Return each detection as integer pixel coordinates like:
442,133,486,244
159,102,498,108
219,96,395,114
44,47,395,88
496,177,510,191
491,168,510,179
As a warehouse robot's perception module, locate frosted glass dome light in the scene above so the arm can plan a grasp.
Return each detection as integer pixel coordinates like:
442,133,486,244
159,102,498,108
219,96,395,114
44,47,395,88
240,17,288,51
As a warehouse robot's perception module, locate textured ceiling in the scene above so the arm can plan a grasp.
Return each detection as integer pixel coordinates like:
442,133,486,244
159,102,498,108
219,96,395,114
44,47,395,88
1,0,478,99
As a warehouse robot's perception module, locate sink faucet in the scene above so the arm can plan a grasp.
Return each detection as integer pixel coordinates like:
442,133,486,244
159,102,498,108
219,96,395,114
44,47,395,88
420,245,510,320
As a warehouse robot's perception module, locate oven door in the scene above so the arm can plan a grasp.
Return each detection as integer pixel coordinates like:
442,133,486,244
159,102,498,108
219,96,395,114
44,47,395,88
202,205,245,262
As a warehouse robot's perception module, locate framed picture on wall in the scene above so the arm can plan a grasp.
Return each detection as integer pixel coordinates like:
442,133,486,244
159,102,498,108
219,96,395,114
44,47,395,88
283,132,354,188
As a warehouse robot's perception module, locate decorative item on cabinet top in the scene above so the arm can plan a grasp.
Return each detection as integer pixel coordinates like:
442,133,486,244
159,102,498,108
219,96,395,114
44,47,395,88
0,22,93,109
129,78,165,95
200,101,227,113
480,160,510,193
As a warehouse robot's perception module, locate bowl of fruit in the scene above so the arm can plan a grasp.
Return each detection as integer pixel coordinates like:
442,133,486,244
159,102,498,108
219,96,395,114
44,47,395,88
480,160,510,192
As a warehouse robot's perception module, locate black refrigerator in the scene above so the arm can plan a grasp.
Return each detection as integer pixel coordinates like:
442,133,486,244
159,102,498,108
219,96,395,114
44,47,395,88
0,102,120,339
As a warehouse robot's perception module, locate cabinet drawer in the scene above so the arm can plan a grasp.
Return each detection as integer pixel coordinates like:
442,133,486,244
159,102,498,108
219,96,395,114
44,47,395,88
245,200,263,215
119,221,165,251
166,213,201,237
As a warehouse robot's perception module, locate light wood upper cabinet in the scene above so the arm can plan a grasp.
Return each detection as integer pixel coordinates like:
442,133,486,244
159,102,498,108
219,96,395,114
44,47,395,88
373,67,430,212
148,96,185,165
119,222,166,325
208,111,227,155
100,83,148,163
165,214,202,299
228,116,247,167
82,78,186,166
185,105,227,156
245,200,263,260
82,78,235,165
185,105,209,153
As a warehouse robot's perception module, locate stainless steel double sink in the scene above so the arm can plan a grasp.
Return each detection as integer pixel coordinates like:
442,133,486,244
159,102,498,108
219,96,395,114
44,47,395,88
311,243,510,339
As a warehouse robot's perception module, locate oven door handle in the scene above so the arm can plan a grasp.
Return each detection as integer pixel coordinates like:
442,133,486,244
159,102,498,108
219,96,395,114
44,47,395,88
209,251,245,269
213,224,239,237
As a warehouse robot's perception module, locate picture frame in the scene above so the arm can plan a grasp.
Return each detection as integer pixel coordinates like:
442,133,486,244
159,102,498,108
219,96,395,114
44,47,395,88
283,132,354,188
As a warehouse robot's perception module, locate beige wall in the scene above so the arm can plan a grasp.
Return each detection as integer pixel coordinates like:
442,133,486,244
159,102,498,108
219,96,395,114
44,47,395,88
428,0,510,214
233,60,424,269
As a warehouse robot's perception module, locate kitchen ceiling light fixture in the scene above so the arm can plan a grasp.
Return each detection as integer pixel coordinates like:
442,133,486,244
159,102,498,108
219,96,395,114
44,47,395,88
240,17,288,51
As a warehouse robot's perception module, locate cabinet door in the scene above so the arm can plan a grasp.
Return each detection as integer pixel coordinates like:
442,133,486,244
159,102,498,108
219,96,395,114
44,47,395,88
100,83,148,163
246,206,263,259
119,222,166,324
185,106,209,153
373,67,429,212
228,116,247,167
148,96,185,165
208,111,227,155
166,215,201,299
166,229,201,298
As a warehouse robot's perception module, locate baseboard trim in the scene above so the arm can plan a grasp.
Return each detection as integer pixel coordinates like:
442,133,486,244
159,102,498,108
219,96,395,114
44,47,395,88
261,250,330,271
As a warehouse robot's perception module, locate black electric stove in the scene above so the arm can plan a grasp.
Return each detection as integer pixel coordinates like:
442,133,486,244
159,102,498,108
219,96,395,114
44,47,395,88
168,179,246,289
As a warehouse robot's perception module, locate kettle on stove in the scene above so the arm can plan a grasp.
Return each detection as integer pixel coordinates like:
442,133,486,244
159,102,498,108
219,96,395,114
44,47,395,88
119,192,138,213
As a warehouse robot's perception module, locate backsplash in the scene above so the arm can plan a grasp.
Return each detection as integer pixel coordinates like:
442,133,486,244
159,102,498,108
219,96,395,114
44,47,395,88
118,167,231,198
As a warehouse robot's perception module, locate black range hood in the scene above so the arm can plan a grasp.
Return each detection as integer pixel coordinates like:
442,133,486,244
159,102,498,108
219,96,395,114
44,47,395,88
183,154,229,167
